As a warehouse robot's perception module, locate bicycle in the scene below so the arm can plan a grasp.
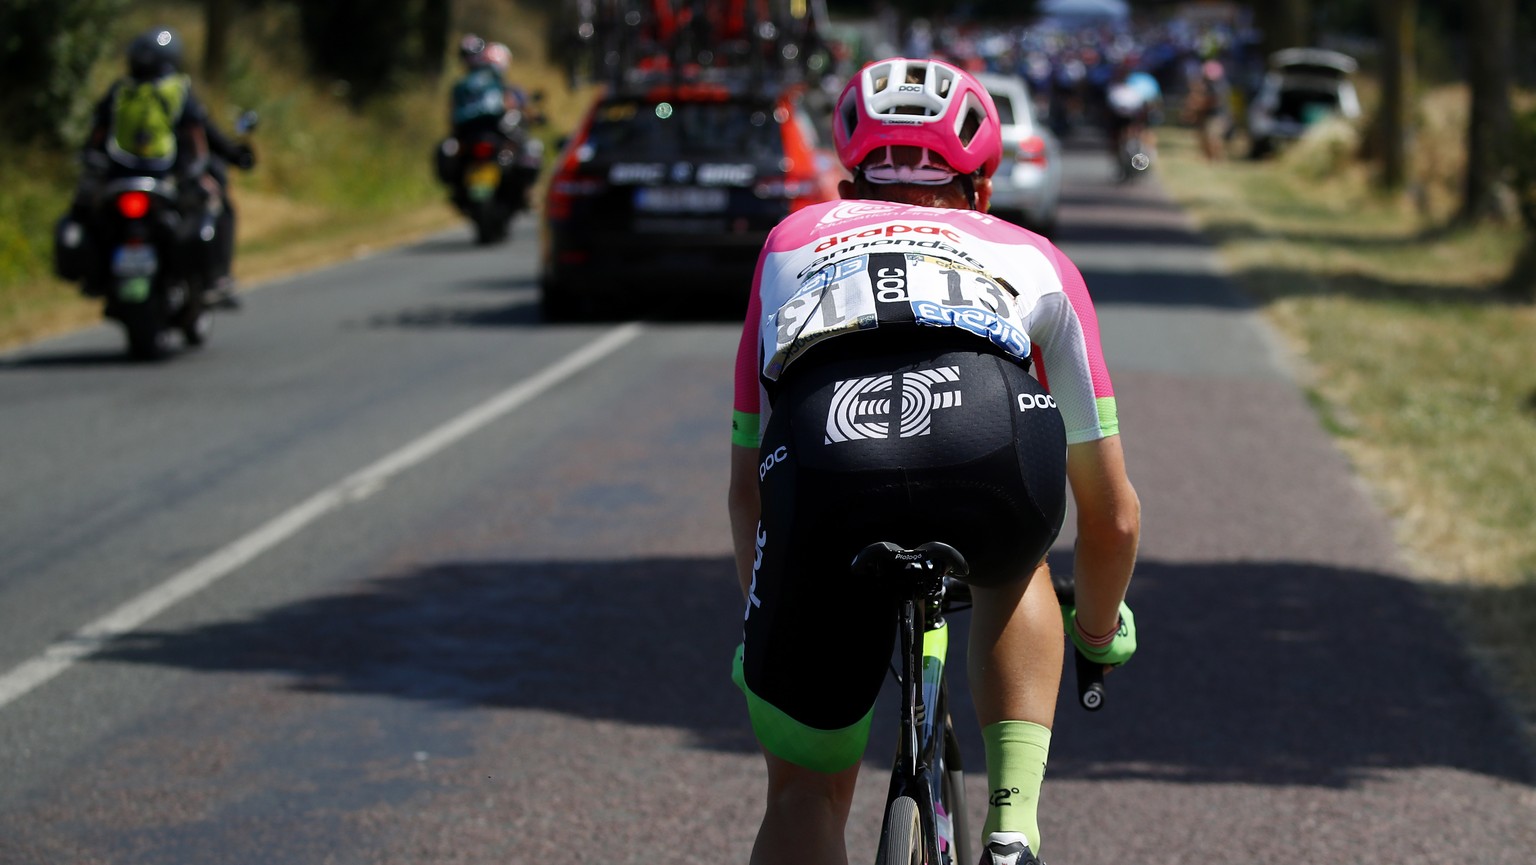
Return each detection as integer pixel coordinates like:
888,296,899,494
852,542,1105,865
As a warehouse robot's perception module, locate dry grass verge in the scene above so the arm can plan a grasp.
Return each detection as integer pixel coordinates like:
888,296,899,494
1155,101,1536,744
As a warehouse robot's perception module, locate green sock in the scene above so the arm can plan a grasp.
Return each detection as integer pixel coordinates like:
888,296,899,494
981,720,1051,852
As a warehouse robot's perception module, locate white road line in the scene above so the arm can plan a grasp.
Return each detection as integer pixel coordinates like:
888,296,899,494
0,322,645,711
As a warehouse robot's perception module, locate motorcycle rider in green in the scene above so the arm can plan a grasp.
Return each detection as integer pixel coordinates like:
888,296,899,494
448,35,514,145
67,26,254,309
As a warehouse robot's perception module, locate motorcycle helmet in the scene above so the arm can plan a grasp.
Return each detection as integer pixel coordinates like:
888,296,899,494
127,27,184,81
459,34,488,67
834,57,1002,179
483,42,512,76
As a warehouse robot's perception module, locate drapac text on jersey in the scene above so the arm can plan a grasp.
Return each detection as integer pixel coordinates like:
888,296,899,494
813,224,962,252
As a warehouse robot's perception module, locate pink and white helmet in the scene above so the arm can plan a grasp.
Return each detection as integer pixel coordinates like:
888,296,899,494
834,57,1002,179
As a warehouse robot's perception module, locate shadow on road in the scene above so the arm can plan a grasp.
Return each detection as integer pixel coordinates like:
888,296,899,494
94,552,1535,790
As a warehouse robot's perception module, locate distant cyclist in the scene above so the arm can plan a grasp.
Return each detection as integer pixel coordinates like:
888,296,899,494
1103,59,1160,178
729,57,1141,865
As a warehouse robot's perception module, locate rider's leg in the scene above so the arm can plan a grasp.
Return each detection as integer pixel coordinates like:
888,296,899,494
750,754,860,865
969,559,1064,854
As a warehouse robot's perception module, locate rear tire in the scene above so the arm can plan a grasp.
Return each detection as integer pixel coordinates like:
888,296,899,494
120,299,173,361
125,320,174,361
474,206,510,245
877,796,923,865
539,277,584,322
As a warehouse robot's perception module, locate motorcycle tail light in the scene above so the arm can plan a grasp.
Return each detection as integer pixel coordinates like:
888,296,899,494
472,141,496,160
1017,135,1048,166
117,191,151,219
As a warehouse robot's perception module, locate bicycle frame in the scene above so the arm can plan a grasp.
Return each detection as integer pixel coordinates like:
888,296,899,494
863,543,1106,865
880,563,970,865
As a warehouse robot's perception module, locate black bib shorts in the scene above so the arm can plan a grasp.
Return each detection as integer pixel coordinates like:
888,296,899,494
741,337,1069,737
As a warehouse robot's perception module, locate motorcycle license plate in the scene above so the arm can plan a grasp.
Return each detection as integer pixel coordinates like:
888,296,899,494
112,244,158,278
118,277,152,303
467,163,501,201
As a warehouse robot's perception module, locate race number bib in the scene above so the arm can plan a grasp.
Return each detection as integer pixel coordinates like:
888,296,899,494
762,251,1033,380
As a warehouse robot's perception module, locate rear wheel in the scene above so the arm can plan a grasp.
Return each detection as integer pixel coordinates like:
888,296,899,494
539,277,584,322
877,796,924,865
123,309,174,360
474,205,511,244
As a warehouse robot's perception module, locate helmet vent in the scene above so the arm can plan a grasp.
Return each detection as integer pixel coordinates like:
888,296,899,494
955,92,986,146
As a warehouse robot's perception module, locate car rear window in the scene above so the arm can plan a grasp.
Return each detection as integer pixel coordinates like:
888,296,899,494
993,92,1017,126
586,99,784,161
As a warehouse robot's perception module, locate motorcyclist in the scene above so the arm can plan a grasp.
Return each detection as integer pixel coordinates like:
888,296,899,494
448,35,510,142
440,36,540,214
485,42,533,119
66,27,254,308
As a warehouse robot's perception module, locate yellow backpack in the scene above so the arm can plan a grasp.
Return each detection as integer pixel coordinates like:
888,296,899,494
109,75,189,165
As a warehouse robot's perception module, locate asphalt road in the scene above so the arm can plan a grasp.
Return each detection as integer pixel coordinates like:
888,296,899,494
1,146,1533,865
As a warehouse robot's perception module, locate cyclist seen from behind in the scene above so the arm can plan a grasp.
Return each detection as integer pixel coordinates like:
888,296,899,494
1104,58,1161,180
729,57,1141,865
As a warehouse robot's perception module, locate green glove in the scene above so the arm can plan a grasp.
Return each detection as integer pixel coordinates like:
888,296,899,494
1063,601,1137,667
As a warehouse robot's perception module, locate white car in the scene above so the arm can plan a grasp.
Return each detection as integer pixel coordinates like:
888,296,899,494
973,71,1063,235
1246,48,1361,159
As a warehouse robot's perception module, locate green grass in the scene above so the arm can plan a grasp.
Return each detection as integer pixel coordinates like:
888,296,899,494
1156,111,1536,738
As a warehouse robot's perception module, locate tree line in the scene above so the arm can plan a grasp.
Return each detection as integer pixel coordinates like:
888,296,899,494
4,0,1531,294
0,0,456,148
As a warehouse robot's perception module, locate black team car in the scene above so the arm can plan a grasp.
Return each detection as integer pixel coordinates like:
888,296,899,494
539,75,842,321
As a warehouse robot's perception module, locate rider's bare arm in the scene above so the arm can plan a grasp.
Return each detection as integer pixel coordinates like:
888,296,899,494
728,444,762,602
1065,435,1140,638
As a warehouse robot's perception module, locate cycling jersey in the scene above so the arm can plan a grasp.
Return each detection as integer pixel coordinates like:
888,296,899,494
733,199,1117,449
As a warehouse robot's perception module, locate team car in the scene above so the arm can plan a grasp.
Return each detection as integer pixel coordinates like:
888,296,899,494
539,78,843,320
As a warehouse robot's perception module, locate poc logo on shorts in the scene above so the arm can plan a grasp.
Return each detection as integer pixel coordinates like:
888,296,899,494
759,446,789,480
825,367,963,443
1017,393,1058,411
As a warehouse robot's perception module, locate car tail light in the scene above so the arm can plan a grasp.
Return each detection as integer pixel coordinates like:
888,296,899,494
117,191,151,219
472,141,496,160
1016,135,1048,166
546,171,606,220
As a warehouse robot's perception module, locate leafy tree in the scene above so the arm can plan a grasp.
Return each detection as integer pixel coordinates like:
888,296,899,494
0,0,128,145
292,0,453,102
1373,0,1414,190
1458,0,1515,224
1252,0,1315,53
203,0,234,85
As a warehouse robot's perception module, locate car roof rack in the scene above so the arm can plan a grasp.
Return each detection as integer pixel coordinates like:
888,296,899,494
1268,47,1357,76
555,0,832,96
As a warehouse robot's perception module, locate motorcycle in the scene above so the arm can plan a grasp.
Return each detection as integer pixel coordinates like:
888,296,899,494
54,111,258,360
437,109,544,245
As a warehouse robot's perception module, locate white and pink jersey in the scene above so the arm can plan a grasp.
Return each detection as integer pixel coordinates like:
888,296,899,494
732,199,1118,448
